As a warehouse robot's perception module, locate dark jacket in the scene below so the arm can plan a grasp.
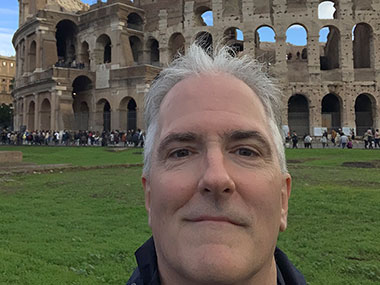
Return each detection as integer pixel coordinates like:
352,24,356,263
127,237,306,285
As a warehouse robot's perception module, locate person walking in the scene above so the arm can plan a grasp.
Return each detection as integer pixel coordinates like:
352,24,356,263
291,131,298,149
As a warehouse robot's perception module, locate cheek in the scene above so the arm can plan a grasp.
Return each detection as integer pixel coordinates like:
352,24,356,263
238,172,282,223
150,168,199,219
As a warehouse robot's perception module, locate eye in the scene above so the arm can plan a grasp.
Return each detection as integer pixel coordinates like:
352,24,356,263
169,149,191,159
234,148,259,157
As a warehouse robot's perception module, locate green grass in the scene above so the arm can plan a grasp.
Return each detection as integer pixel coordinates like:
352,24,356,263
0,147,379,284
0,145,143,166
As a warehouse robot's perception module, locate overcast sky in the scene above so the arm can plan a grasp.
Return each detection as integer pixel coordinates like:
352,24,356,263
0,0,335,56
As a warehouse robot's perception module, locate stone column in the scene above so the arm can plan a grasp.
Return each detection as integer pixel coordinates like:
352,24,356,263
22,96,27,126
307,34,321,82
158,10,169,65
183,1,194,30
35,30,42,72
274,32,288,80
33,93,40,130
211,0,223,27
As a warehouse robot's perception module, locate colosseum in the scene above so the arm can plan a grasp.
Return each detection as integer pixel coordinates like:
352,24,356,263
12,0,380,137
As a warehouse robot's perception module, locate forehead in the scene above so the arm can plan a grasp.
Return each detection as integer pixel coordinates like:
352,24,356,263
157,73,269,135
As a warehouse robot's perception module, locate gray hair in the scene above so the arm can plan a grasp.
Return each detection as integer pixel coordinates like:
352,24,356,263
143,43,287,176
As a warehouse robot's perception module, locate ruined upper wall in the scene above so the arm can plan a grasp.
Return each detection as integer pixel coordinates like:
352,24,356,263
46,0,89,13
138,0,184,32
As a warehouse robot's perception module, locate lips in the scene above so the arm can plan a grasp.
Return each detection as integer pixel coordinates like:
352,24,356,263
186,216,245,226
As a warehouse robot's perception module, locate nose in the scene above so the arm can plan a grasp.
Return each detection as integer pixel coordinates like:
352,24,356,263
197,148,236,196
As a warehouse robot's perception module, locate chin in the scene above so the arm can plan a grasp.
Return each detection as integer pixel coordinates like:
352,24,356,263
180,243,256,284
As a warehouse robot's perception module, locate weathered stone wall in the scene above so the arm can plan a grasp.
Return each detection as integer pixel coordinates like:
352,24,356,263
12,0,380,136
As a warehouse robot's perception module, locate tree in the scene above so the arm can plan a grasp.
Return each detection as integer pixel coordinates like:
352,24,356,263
0,104,13,129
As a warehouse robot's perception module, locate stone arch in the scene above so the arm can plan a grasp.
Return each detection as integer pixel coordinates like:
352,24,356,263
288,94,310,135
80,41,90,68
255,25,276,64
224,27,244,55
127,12,144,31
56,20,78,64
318,1,337,19
146,37,159,66
195,31,213,54
355,93,376,135
72,76,92,130
168,33,185,60
28,100,35,131
286,24,308,48
319,25,340,70
353,23,373,69
194,6,213,26
40,98,51,130
119,96,137,131
129,36,143,64
321,93,342,131
96,34,112,64
29,41,37,72
96,99,111,132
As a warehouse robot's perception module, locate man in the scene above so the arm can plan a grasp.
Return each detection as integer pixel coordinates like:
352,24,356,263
340,133,348,149
291,131,298,149
127,44,306,285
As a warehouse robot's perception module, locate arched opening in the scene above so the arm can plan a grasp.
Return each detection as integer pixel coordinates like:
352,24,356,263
56,20,78,65
78,102,89,131
224,27,244,55
28,41,36,72
127,99,137,131
103,101,111,132
353,23,373,68
194,6,213,26
147,38,159,66
72,76,92,130
28,101,35,131
255,26,276,64
169,33,185,60
318,1,337,19
288,94,309,135
40,99,51,130
195,32,213,54
286,24,308,81
127,12,143,31
355,94,375,135
322,93,341,131
119,97,137,131
96,34,112,64
319,26,340,70
80,41,90,68
286,24,307,48
129,36,142,64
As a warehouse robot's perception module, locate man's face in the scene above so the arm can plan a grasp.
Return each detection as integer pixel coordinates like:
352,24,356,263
142,73,291,284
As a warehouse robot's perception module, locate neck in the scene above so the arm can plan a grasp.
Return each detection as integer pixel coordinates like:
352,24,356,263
159,256,278,285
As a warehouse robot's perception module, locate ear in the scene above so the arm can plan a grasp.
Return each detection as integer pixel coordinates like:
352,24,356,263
142,176,152,227
279,173,292,232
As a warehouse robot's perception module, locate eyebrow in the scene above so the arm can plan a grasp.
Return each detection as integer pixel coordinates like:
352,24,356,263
157,132,199,155
225,130,270,146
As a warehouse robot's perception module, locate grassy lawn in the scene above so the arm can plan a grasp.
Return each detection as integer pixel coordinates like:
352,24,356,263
0,146,379,284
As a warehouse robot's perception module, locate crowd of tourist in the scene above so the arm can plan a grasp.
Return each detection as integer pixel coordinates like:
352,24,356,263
287,127,380,149
1,127,379,149
0,129,145,147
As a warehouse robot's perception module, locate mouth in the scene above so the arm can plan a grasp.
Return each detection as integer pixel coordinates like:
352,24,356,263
186,216,244,227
